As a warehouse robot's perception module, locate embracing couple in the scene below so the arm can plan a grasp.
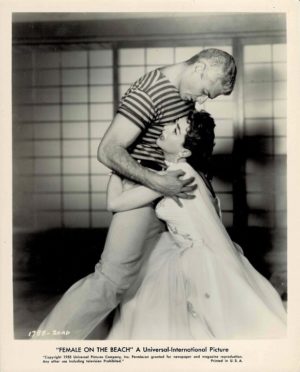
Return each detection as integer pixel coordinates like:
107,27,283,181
33,48,286,340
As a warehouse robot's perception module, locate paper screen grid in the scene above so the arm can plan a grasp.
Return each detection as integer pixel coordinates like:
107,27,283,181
13,42,286,230
243,44,286,228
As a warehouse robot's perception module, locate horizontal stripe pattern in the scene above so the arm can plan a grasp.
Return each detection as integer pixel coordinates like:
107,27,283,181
117,69,194,165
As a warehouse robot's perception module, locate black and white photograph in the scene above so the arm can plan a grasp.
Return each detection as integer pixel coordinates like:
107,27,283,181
1,2,300,372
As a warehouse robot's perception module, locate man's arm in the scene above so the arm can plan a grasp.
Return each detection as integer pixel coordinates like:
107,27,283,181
98,113,158,187
97,113,196,198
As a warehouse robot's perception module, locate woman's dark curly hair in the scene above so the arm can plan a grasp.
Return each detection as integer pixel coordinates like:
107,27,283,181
183,109,216,179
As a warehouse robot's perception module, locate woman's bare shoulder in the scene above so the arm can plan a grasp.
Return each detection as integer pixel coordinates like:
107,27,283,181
167,162,196,176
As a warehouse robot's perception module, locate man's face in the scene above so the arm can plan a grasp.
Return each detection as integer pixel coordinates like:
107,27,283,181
179,62,226,106
156,117,190,155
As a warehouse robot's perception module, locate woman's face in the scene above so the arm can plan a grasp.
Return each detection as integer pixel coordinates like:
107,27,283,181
156,116,190,154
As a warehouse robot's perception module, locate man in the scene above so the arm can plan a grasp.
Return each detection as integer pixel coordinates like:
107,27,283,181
95,48,236,333
34,48,236,339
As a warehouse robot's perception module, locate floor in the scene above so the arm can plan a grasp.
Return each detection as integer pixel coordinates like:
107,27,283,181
13,227,287,339
13,228,108,339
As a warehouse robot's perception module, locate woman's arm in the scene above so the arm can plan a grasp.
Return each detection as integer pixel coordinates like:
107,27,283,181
106,173,162,212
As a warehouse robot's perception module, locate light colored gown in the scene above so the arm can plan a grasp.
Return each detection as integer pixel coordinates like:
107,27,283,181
107,162,286,339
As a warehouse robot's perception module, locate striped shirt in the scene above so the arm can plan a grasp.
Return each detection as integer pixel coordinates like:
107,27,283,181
117,69,194,168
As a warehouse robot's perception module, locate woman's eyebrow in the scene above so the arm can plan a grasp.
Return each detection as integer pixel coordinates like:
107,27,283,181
177,122,181,133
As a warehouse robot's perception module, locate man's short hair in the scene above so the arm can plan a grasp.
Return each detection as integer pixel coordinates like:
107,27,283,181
186,48,237,95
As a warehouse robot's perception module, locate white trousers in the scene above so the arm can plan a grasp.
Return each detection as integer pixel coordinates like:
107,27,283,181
32,206,164,339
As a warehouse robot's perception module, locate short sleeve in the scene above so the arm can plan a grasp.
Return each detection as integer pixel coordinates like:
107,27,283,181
117,88,156,130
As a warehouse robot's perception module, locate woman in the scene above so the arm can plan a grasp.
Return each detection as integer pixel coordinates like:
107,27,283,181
104,110,286,339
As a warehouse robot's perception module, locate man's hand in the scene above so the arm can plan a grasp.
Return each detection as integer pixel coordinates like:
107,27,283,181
151,170,197,206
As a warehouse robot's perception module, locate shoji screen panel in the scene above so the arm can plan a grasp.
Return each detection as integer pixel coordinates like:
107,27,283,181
201,45,234,227
13,47,114,231
13,51,36,232
243,43,286,229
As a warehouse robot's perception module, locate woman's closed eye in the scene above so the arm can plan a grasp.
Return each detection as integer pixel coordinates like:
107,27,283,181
174,123,181,135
